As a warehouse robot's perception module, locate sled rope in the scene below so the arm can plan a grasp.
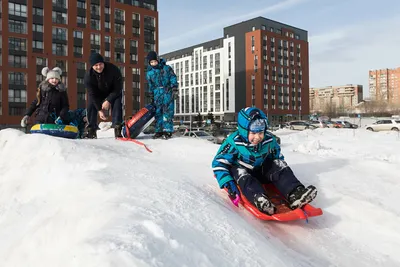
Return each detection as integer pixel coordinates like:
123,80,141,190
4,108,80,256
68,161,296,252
117,137,153,153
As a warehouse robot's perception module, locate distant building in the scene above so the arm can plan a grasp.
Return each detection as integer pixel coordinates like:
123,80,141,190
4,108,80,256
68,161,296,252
161,16,309,124
369,67,400,104
0,0,158,129
309,84,363,113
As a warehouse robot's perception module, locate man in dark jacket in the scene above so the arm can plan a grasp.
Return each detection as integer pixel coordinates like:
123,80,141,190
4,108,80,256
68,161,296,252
84,53,123,139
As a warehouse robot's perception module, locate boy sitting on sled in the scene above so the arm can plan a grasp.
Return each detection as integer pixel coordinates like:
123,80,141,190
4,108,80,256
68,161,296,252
211,107,317,215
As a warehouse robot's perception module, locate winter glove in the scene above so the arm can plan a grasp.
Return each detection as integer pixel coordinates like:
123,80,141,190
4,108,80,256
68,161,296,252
172,88,179,100
69,120,78,127
55,116,64,125
223,180,240,198
21,115,29,127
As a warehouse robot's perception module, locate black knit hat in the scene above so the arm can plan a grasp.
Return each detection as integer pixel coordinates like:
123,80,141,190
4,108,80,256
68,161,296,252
89,52,104,66
146,51,158,62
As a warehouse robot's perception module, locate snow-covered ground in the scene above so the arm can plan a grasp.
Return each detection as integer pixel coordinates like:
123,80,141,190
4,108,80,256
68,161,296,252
0,127,399,267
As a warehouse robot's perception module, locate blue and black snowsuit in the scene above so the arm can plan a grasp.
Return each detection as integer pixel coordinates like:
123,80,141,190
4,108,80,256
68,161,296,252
211,107,303,203
66,108,87,138
146,58,178,134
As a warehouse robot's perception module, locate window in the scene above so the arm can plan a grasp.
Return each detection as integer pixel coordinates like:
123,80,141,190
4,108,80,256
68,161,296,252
32,40,44,49
77,1,86,9
53,0,67,9
54,59,67,72
52,27,67,40
143,3,155,10
115,52,125,63
91,19,100,30
8,55,27,68
115,23,125,34
115,9,125,20
73,31,83,39
74,46,83,54
76,62,86,70
77,16,86,24
132,26,140,35
90,33,100,45
9,106,26,115
78,92,86,101
9,19,27,34
132,13,140,21
144,42,154,53
52,11,67,24
36,57,47,65
33,7,43,16
9,72,26,85
9,2,27,17
132,68,140,75
52,43,67,56
9,37,27,51
32,24,44,32
91,4,100,15
144,16,155,27
115,38,125,49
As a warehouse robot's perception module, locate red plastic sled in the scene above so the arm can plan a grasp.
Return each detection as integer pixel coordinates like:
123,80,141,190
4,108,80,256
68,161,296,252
226,184,323,222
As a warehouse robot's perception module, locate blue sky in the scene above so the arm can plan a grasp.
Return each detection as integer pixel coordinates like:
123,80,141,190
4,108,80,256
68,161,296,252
158,0,400,97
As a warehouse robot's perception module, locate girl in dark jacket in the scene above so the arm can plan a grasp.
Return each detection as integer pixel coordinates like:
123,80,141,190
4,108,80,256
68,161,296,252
21,67,69,127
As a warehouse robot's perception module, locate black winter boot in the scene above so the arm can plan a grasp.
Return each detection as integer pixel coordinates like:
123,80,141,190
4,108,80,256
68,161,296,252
153,132,163,139
162,132,172,140
114,124,123,138
253,193,276,215
288,185,317,210
82,127,97,139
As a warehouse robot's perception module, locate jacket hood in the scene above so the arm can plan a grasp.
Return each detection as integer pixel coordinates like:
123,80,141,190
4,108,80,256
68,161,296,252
237,107,269,143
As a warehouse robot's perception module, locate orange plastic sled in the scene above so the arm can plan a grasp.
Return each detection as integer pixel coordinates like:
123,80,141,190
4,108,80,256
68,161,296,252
226,184,323,222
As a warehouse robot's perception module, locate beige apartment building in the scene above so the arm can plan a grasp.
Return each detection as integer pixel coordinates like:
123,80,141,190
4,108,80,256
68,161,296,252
309,84,363,113
369,67,400,104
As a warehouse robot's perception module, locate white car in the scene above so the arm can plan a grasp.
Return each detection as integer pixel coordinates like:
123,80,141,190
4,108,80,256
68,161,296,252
183,130,216,143
365,119,400,132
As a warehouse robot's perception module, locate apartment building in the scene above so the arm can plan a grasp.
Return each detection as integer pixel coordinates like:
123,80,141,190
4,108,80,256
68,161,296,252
162,16,310,124
0,0,158,129
309,84,363,113
369,67,400,104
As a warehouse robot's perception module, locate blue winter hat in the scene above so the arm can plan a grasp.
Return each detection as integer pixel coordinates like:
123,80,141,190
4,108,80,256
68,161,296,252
146,51,158,62
249,119,266,133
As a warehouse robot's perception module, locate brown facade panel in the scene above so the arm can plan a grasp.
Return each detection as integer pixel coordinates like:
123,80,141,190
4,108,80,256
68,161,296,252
245,29,309,121
0,0,158,127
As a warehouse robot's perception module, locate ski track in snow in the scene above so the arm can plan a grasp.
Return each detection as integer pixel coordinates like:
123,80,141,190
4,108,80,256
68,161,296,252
0,128,399,267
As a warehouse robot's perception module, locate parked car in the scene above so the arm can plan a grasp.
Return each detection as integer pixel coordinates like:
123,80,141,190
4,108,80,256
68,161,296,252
213,128,236,144
182,130,217,143
365,119,400,132
335,120,358,129
286,121,317,131
268,132,281,145
308,120,327,128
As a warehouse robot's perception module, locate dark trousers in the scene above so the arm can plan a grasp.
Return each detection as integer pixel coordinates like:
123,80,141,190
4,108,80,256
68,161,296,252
231,158,303,203
87,95,123,129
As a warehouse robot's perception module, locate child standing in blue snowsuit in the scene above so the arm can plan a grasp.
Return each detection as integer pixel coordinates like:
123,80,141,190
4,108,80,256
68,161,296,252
146,51,178,139
212,107,317,215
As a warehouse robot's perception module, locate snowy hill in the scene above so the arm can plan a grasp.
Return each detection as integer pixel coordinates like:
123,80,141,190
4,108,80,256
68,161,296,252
0,128,399,267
